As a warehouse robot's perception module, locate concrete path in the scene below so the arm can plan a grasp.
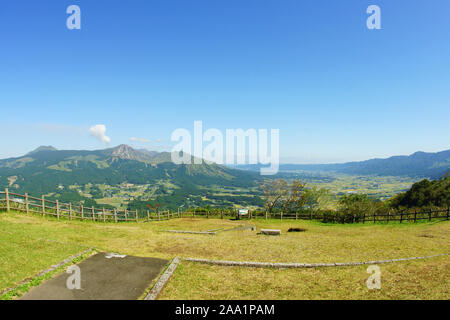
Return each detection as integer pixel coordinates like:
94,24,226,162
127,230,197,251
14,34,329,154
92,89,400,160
21,252,168,300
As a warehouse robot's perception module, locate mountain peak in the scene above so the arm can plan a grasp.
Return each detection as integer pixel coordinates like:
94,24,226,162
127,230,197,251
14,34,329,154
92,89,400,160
410,151,426,157
27,146,58,155
109,144,138,159
112,144,134,151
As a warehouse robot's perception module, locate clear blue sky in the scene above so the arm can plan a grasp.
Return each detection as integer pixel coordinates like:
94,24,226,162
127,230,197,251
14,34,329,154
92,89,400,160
0,0,449,163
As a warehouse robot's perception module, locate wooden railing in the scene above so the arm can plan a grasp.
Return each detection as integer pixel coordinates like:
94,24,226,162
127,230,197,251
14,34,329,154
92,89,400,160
0,188,449,224
0,188,180,223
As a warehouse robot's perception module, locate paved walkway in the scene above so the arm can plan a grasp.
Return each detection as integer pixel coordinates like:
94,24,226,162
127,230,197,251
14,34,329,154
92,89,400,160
21,252,168,300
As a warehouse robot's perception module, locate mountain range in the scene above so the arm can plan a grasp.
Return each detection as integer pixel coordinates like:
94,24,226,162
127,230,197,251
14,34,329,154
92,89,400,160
0,145,259,197
235,150,450,179
1,145,448,209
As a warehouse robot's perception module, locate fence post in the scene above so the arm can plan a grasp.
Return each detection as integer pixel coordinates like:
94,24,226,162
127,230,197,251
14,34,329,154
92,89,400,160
177,208,179,218
69,202,72,220
81,205,84,220
102,208,106,222
42,195,45,216
167,210,169,220
447,207,449,220
92,207,95,222
25,193,29,214
362,212,365,224
387,210,390,223
414,209,417,223
265,210,268,220
147,210,150,222
281,212,283,221
5,188,10,213
158,210,160,221
136,210,139,223
125,209,128,222
373,212,376,224
207,210,209,219
114,208,118,223
221,210,223,219
295,211,298,220
56,200,60,220
400,212,403,224
428,209,432,222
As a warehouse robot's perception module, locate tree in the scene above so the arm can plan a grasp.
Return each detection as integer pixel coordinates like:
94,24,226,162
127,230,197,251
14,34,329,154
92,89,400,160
303,186,330,218
338,193,375,223
390,175,450,209
261,179,288,213
280,180,307,213
261,179,330,215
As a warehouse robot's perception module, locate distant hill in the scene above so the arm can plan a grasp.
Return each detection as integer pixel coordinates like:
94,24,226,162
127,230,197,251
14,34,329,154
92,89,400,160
235,150,450,179
0,145,260,203
26,145,58,155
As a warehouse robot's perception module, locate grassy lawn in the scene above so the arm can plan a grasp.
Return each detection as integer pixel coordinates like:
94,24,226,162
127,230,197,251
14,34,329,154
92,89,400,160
160,256,449,299
0,217,87,291
1,211,449,299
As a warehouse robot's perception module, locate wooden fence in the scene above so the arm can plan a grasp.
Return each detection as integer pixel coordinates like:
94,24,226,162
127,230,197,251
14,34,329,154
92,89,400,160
0,188,449,224
253,209,450,223
0,188,180,223
189,209,449,223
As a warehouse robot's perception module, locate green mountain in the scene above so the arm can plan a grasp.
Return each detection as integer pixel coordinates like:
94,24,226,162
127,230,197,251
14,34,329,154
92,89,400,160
0,145,262,209
26,145,58,155
237,150,450,179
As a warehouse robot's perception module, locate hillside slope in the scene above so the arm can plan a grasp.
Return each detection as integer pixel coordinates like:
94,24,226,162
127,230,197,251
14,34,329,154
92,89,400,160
237,150,450,179
0,145,260,203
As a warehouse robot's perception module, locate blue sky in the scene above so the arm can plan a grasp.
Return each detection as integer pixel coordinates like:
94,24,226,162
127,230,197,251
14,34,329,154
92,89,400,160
0,0,449,163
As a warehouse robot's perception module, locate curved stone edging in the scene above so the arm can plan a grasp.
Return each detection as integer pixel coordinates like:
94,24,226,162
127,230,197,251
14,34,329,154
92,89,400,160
184,253,450,269
145,256,180,300
167,230,217,235
166,225,257,235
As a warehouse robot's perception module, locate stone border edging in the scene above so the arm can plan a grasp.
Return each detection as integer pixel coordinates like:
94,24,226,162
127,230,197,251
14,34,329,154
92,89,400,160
184,253,450,269
144,256,180,300
220,225,257,232
167,230,217,235
167,225,257,235
0,247,95,296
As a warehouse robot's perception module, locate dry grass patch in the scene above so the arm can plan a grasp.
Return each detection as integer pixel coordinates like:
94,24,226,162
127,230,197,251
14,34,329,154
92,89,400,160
1,211,449,298
159,257,450,300
1,212,449,263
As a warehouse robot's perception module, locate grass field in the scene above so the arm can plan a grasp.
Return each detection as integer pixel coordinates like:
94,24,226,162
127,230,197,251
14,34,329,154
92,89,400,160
160,256,449,300
1,211,449,299
0,217,88,291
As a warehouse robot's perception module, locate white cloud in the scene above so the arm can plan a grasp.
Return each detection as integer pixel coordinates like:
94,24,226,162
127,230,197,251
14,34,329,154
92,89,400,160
130,137,151,143
89,124,111,145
